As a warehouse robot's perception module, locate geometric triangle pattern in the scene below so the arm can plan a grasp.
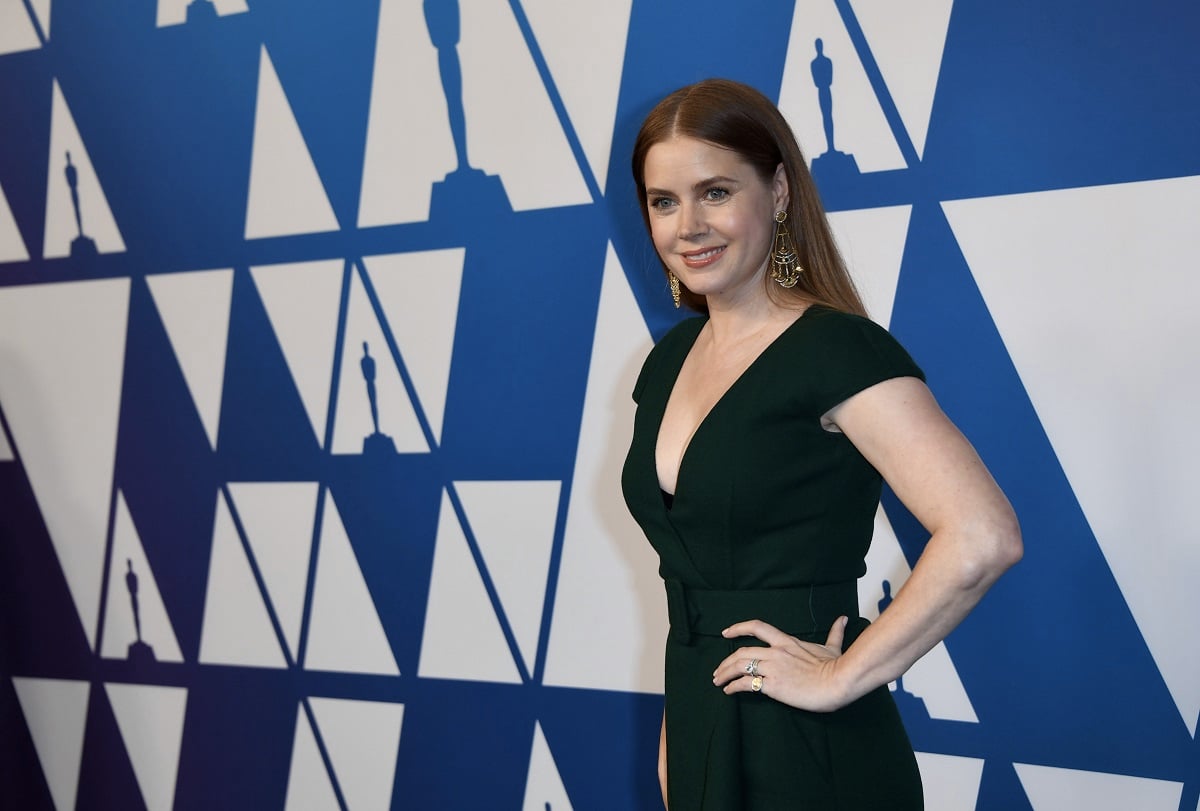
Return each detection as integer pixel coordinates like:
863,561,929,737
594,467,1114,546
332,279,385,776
0,278,129,651
11,677,90,811
227,481,319,661
456,479,560,675
943,177,1200,734
826,204,911,326
455,1,591,210
0,3,43,56
1014,762,1184,811
419,489,523,684
362,249,464,445
848,0,953,158
197,491,288,669
100,491,185,663
356,0,456,227
244,46,339,239
103,682,189,811
520,0,633,195
4,2,1200,808
309,696,404,811
0,181,30,262
779,0,906,171
27,0,50,39
330,267,428,454
43,80,126,258
543,245,665,694
282,705,341,811
915,752,985,811
146,269,234,451
521,721,573,811
303,490,399,676
250,259,346,447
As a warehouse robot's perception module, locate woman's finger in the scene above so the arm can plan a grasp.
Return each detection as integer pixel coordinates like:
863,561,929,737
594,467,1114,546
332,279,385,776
720,619,792,647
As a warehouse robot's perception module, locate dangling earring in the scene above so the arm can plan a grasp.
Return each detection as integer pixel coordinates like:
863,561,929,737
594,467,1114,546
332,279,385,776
668,273,681,308
769,211,803,288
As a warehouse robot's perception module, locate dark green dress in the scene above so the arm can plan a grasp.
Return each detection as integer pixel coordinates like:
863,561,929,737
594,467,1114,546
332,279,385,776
621,306,925,810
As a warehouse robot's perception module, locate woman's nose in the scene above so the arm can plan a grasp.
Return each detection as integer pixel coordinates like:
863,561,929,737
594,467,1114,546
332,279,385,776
677,204,707,240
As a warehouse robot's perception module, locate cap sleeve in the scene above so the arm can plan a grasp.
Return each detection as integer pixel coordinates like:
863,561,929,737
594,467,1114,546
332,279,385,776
797,309,925,416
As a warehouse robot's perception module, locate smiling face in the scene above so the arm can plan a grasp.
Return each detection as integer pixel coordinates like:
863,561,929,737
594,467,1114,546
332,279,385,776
642,136,788,308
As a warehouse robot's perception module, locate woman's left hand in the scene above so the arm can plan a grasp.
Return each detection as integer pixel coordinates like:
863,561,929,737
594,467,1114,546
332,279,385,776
712,616,850,712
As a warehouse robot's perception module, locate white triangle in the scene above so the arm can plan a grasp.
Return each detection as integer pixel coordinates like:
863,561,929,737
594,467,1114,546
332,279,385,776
457,0,591,210
543,245,666,693
827,205,911,326
357,0,456,226
848,0,954,158
862,506,977,723
29,0,50,38
362,248,463,443
330,268,427,454
304,491,400,675
156,0,248,28
914,752,984,811
0,2,41,54
104,683,188,811
43,80,126,258
521,0,632,193
146,269,234,450
198,491,287,668
521,721,573,811
11,677,90,811
250,259,344,447
227,482,319,660
309,697,404,811
100,492,185,663
0,278,129,650
1014,763,1183,811
943,176,1200,733
457,480,560,674
283,706,341,811
419,490,522,683
779,0,906,172
245,46,339,239
0,181,30,262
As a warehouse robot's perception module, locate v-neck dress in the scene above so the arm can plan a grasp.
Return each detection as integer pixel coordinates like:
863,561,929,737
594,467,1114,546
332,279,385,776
622,306,925,809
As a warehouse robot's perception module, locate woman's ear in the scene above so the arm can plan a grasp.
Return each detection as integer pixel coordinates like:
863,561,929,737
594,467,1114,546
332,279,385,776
773,163,790,211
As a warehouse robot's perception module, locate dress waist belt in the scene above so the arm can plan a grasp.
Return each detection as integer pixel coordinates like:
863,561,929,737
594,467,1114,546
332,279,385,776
664,579,859,645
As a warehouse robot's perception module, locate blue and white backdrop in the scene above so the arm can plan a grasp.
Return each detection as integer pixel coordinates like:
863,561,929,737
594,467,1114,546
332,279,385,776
1,1,1197,808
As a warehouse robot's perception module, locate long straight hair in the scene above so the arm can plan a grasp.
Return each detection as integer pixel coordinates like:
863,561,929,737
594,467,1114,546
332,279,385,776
631,78,867,317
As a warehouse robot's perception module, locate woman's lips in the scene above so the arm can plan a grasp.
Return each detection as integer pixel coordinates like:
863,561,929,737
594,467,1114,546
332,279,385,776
680,245,725,268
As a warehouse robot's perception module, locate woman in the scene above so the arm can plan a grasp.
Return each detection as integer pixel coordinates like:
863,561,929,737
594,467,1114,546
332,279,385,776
620,78,1022,809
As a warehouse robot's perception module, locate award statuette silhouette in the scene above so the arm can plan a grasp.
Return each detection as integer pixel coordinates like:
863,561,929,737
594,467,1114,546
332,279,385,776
64,151,98,259
423,0,510,219
126,559,157,664
808,39,861,185
361,341,398,457
878,579,928,718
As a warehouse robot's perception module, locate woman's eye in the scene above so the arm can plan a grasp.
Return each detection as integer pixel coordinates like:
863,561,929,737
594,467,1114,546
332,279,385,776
704,187,729,201
649,197,675,211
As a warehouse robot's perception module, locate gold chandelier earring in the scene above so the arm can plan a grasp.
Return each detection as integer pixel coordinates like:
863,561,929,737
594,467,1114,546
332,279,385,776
769,211,804,288
668,272,681,308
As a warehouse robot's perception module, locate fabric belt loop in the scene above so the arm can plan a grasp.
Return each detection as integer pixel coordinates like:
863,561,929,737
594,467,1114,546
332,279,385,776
664,579,691,644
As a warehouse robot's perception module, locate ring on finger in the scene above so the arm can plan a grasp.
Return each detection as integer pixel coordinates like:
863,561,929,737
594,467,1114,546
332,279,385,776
745,658,761,677
751,675,764,693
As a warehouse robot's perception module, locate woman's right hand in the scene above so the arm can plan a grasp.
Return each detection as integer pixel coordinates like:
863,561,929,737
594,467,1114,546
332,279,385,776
658,711,668,808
